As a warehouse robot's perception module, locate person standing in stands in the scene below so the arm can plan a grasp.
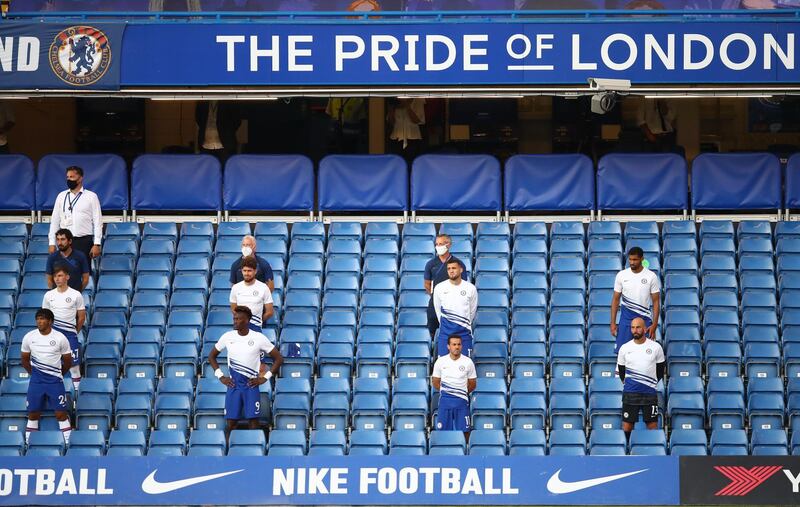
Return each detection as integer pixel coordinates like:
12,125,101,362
42,266,85,392
229,256,274,334
45,229,90,293
424,234,467,339
637,98,677,153
196,100,241,164
433,259,478,358
610,247,661,353
388,97,426,165
21,308,72,445
48,166,102,264
432,335,477,442
208,306,283,437
617,318,665,434
229,235,274,292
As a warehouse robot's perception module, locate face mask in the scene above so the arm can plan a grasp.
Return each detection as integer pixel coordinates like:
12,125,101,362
435,245,448,256
241,246,253,257
66,179,79,190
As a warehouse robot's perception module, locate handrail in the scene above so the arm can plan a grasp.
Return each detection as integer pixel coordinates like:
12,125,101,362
3,9,800,24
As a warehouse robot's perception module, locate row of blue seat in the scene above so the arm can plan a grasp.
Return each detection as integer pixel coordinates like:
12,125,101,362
0,152,794,212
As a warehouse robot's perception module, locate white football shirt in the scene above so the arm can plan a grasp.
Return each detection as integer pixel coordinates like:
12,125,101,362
617,339,665,395
214,330,275,383
432,354,477,402
42,287,85,334
229,279,273,327
614,267,660,319
21,329,71,383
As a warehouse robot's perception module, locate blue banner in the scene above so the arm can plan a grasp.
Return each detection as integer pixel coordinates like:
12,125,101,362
0,23,124,90
0,455,679,505
120,21,799,86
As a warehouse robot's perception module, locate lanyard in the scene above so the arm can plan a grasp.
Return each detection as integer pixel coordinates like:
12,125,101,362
64,191,82,213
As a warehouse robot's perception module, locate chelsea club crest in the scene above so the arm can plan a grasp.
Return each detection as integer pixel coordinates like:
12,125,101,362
49,26,111,86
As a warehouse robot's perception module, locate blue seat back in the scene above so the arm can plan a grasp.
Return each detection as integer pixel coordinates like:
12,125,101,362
692,153,781,211
319,155,407,212
224,155,313,212
37,154,128,211
598,154,687,211
0,155,34,211
132,155,221,211
505,154,594,211
412,155,500,211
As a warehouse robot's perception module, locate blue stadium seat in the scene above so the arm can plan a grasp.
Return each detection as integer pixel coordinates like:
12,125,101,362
229,430,267,455
308,430,347,456
189,429,226,456
707,377,745,431
630,429,667,455
68,430,106,455
429,431,467,456
548,430,586,456
508,428,546,456
669,429,708,456
468,430,507,456
148,430,187,456
107,430,147,456
349,429,387,455
668,377,705,430
389,430,426,456
589,429,627,456
513,222,548,242
28,431,66,456
747,377,785,431
751,428,789,455
549,378,586,431
391,378,429,431
704,342,742,379
710,429,748,455
272,378,311,431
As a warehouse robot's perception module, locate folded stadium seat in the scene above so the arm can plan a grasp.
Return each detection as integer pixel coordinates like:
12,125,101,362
193,376,226,431
27,431,66,456
548,430,586,456
22,257,47,276
586,222,620,242
665,291,700,312
401,239,434,263
587,256,622,277
389,430,427,456
88,326,124,352
321,292,358,315
549,342,585,380
169,291,207,314
396,327,430,346
700,237,736,260
178,222,213,242
709,429,748,455
154,378,193,433
278,341,314,379
707,377,745,431
359,294,395,315
548,221,583,243
352,379,389,432
106,430,147,457
468,430,507,456
394,343,431,380
272,378,311,431
778,255,800,275
777,240,800,261
288,256,324,278
188,429,227,456
75,393,113,438
736,219,771,240
668,429,708,456
664,254,698,277
702,309,740,339
325,275,360,298
588,377,623,430
216,221,251,238
315,341,354,379
510,342,546,379
142,222,177,242
290,239,325,262
739,237,773,258
629,429,667,455
741,292,777,314
0,275,18,299
512,222,548,242
475,273,511,297
704,342,742,379
312,379,350,431
476,222,511,242
505,428,545,456
391,378,429,431
161,343,199,383
474,257,509,278
253,222,289,244
588,239,622,259
363,257,398,278
667,377,705,430
136,257,173,278
747,377,786,431
428,431,467,456
346,430,386,456
589,429,627,456
356,343,392,379
623,238,666,267
739,256,775,279
147,430,187,456
401,223,436,243
174,256,211,279
549,378,586,431
307,429,347,457
587,342,617,379
363,239,398,262
551,273,586,297
666,342,702,378
550,239,585,261
744,342,781,378
550,256,585,277
470,383,507,431
102,238,139,260
83,344,121,384
751,428,789,455
132,293,169,315
228,430,267,456
588,292,613,314
663,238,698,260
399,257,427,278
362,274,398,299
776,220,800,240
742,313,779,345
511,309,546,334
700,292,738,315
66,430,106,457
399,273,425,295
785,343,800,380
290,222,325,244
512,239,548,262
99,256,135,276
139,239,176,260
475,239,510,261
164,327,201,349
792,431,800,456
740,273,777,297
508,378,546,430
0,396,27,433
512,273,548,300
702,274,739,297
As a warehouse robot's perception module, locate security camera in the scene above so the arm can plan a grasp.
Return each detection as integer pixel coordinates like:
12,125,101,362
588,78,632,92
591,92,618,114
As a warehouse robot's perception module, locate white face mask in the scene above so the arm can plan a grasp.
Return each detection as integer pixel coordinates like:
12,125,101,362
435,245,448,256
241,246,253,257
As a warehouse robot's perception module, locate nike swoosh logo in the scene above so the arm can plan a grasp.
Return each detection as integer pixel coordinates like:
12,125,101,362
142,469,244,494
546,468,648,494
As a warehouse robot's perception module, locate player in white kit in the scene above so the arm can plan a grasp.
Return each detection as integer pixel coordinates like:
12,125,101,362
42,265,85,391
229,256,274,333
433,259,478,357
208,306,283,437
617,318,666,434
432,335,477,441
610,247,661,353
21,309,73,444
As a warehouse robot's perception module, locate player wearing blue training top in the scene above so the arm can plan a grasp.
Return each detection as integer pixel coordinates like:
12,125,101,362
432,335,477,442
432,258,478,358
208,306,283,437
610,247,661,353
21,308,73,444
617,318,666,435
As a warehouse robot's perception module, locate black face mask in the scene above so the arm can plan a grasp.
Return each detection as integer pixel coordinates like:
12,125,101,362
66,179,79,190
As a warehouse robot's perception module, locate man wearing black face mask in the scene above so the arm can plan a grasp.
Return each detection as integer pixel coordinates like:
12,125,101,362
48,166,103,264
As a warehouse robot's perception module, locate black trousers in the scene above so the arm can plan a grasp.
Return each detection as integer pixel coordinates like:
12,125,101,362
427,302,439,339
72,236,94,267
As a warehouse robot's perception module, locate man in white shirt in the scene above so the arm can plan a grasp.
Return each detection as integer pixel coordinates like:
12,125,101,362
208,306,283,435
389,97,425,164
42,265,86,391
617,318,666,434
21,309,73,444
229,256,274,333
610,247,661,353
48,165,103,263
432,335,477,441
433,258,478,357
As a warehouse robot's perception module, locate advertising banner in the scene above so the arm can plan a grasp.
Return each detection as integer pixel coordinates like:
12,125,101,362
0,22,125,90
0,455,679,505
680,456,800,505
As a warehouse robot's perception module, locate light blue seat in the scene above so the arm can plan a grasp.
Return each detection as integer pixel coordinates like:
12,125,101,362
671,429,709,455
629,429,667,455
548,429,586,456
589,429,627,456
751,428,789,455
389,430,427,455
349,429,387,455
508,428,546,456
710,429,748,455
468,430,507,456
